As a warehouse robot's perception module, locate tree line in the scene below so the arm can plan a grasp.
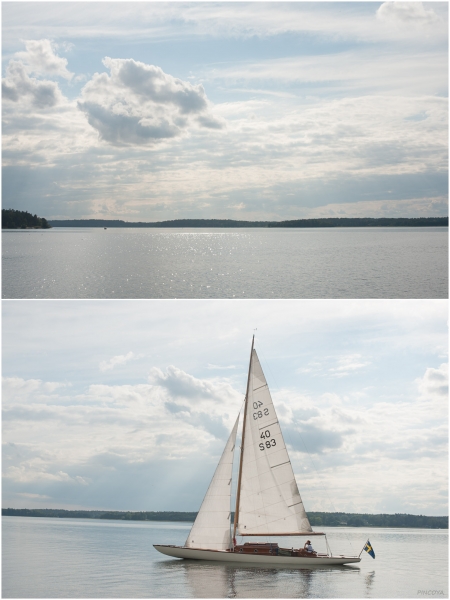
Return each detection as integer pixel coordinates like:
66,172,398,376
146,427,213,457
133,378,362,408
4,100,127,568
2,209,51,229
47,217,448,228
2,508,447,528
268,217,448,228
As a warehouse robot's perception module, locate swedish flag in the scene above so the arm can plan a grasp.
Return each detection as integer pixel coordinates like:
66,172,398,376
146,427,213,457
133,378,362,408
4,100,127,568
364,540,375,559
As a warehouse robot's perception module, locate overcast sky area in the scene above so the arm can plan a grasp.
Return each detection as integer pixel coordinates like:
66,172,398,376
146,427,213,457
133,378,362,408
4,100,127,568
2,2,448,221
2,299,447,516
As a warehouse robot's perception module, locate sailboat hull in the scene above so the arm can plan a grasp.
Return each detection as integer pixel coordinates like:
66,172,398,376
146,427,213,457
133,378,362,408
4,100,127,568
154,545,361,566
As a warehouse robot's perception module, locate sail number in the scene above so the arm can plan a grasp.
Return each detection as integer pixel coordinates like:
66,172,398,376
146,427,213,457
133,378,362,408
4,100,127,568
259,430,276,451
253,401,269,420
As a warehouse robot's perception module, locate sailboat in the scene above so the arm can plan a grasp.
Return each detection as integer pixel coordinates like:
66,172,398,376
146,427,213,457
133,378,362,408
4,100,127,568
154,337,361,566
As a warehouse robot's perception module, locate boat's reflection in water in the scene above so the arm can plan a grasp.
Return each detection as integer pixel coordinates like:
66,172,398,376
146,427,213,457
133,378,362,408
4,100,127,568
364,570,376,597
157,558,360,598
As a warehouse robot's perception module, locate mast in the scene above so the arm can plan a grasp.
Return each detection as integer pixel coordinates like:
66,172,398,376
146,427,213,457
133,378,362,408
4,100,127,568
232,334,254,545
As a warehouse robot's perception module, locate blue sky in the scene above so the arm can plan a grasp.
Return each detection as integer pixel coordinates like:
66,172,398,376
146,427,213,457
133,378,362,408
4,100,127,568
2,300,448,515
2,2,448,221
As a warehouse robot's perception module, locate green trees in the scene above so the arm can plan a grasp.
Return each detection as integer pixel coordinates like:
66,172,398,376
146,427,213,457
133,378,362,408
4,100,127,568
2,209,51,229
307,512,448,528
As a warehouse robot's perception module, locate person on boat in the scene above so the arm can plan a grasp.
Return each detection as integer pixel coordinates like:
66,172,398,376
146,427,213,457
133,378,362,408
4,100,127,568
304,540,315,553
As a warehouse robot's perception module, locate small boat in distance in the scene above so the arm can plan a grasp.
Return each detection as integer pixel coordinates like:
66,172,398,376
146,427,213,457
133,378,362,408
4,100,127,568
154,337,361,566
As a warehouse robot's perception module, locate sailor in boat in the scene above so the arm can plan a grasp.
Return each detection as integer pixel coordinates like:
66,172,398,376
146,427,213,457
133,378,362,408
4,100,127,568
304,540,316,555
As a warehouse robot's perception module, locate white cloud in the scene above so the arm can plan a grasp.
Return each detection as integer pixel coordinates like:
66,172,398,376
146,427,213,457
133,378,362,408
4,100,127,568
99,351,138,372
416,363,448,420
16,492,51,499
15,39,73,80
2,3,447,48
296,354,371,379
150,365,239,404
2,60,64,109
417,362,448,399
329,354,371,378
377,2,442,29
2,39,73,111
78,57,224,146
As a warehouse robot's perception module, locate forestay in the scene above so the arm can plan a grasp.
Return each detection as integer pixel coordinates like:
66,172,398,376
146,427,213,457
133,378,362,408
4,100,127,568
185,416,239,550
237,350,313,536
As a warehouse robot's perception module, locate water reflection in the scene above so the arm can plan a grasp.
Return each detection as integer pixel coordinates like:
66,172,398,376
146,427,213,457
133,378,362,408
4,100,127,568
156,558,359,598
365,570,376,596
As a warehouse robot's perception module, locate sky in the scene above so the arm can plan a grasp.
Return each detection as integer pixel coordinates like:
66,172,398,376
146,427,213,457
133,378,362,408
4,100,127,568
2,299,448,516
2,1,448,221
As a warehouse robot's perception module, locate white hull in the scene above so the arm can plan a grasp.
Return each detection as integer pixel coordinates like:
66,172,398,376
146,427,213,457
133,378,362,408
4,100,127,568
154,545,361,566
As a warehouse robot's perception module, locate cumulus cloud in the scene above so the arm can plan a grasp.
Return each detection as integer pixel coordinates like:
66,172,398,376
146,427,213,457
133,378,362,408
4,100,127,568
2,39,72,110
150,365,240,406
2,60,63,108
78,57,224,146
99,351,139,372
15,39,73,80
377,2,442,28
417,363,448,398
416,363,448,419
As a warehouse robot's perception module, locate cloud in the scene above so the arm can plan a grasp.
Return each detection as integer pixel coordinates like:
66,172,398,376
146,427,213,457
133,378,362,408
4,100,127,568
78,57,224,146
289,422,345,454
99,351,138,372
150,365,240,407
377,2,442,28
296,354,371,379
329,354,371,378
2,60,63,108
15,39,73,80
417,363,448,399
2,377,68,405
16,492,51,499
2,39,72,110
416,363,448,420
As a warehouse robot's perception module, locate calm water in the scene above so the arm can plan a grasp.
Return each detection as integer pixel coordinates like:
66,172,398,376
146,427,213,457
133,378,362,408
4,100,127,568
2,227,448,299
2,517,448,598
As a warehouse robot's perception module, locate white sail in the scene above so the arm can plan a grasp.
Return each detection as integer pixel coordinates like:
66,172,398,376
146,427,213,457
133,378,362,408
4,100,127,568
185,416,239,550
237,349,313,535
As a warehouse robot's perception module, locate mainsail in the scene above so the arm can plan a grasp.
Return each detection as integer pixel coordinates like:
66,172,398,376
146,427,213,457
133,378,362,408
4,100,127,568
237,349,313,536
185,416,239,550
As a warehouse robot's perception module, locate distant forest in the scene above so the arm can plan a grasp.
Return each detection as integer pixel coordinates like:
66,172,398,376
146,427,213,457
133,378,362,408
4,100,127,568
2,509,447,529
2,209,51,229
49,218,270,227
48,217,448,228
269,217,448,228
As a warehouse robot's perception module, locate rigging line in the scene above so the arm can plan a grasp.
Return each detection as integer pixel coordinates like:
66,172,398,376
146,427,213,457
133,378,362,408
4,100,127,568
257,346,357,555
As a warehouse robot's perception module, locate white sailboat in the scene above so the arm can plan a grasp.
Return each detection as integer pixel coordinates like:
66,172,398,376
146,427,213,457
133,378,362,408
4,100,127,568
154,337,361,566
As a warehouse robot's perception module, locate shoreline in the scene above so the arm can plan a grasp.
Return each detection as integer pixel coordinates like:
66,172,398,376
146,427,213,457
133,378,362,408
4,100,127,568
2,508,447,529
45,217,449,229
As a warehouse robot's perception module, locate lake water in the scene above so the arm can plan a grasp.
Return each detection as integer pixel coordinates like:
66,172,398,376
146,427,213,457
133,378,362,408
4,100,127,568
2,517,448,598
2,227,448,299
